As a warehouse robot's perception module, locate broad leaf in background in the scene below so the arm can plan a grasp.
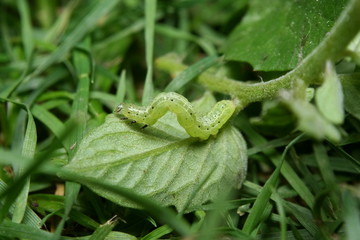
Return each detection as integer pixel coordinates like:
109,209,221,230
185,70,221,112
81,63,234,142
341,75,360,120
63,94,247,212
224,0,347,71
316,61,344,124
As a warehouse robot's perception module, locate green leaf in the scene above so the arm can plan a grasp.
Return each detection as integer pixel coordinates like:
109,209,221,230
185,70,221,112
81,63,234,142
89,216,117,240
343,188,360,240
52,38,93,240
13,104,37,223
0,179,42,228
340,74,360,120
0,220,54,240
250,101,296,137
140,225,172,240
282,96,341,142
64,95,247,212
279,80,341,142
316,61,344,124
224,0,347,71
0,99,37,223
31,105,66,147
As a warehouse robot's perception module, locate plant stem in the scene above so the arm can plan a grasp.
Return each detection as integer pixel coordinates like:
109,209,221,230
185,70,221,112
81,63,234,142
156,0,360,107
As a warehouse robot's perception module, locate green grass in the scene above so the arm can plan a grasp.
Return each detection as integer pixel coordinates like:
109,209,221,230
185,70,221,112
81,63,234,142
1,0,360,239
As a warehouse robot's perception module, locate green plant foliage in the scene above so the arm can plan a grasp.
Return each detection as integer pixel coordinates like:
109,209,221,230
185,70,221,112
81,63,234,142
341,74,360,120
65,95,247,212
250,101,296,137
1,0,360,238
316,61,345,124
225,0,347,71
280,83,341,142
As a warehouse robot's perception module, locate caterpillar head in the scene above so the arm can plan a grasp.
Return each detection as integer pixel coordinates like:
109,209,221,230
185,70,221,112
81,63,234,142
114,104,124,113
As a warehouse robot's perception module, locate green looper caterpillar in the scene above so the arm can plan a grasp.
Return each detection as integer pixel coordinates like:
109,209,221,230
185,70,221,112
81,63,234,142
114,92,236,140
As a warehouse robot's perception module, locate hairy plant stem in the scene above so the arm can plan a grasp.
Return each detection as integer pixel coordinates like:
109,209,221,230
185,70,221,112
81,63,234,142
156,0,360,108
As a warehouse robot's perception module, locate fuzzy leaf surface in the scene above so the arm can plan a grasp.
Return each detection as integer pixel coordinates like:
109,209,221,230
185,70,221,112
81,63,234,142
224,0,347,71
64,95,247,211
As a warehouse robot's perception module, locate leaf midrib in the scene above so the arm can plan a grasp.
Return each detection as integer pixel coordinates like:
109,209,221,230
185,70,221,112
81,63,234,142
67,137,197,171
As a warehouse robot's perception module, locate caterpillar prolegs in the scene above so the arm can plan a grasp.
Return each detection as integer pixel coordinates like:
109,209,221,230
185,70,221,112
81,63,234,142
114,92,236,140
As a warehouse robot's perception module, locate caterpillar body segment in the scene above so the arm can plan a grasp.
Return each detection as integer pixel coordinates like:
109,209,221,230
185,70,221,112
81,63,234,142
114,92,236,140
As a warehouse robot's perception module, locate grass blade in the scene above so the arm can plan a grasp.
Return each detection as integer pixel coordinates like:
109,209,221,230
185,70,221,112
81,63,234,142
66,39,91,154
31,105,66,147
142,0,157,105
0,220,54,240
12,103,37,223
17,0,34,60
0,123,76,221
0,178,42,228
33,0,120,76
89,216,118,240
116,70,127,103
44,0,79,43
242,157,281,235
243,134,304,235
237,115,315,208
343,188,360,240
0,99,36,222
52,39,92,240
156,24,216,55
272,191,287,240
164,55,219,92
140,225,173,240
313,142,340,216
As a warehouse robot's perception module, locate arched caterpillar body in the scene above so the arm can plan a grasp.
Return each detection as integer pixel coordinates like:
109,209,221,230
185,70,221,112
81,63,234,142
114,92,236,140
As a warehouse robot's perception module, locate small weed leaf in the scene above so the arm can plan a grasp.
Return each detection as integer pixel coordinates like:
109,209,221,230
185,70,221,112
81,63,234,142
63,96,247,212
